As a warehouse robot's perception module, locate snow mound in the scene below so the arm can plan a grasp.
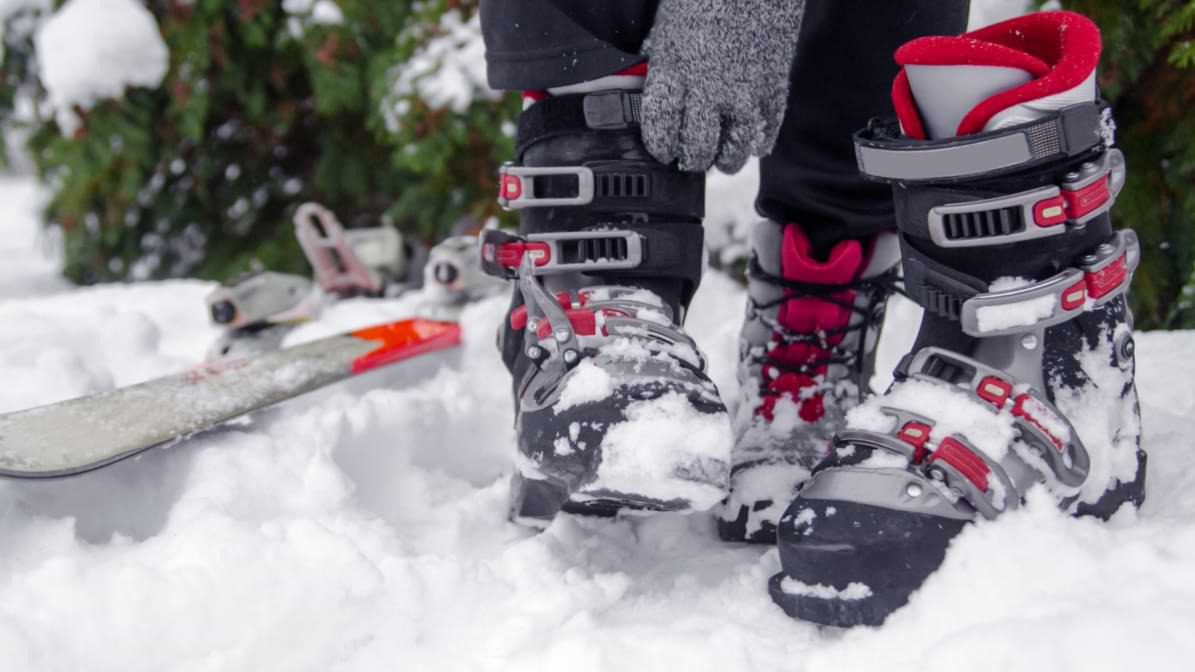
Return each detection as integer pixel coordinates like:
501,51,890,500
34,0,168,134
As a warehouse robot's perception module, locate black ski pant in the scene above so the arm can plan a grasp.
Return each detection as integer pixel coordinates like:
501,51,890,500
481,0,971,251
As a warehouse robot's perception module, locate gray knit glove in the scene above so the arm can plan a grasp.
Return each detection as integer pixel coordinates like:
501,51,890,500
641,0,805,173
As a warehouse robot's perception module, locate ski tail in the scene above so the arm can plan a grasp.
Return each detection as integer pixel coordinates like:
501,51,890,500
0,318,461,479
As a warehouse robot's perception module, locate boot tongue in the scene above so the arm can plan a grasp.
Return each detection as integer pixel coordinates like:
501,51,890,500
780,224,862,285
904,62,1034,140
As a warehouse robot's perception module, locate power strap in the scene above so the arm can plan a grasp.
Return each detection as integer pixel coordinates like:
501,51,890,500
855,101,1113,183
516,91,643,156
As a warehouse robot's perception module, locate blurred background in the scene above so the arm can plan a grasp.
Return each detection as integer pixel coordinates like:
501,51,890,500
0,0,1192,330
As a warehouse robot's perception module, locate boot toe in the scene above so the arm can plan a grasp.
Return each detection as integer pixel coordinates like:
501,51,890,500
769,470,969,627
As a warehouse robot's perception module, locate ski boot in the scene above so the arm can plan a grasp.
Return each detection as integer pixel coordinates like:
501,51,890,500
481,81,731,527
718,222,900,543
769,11,1145,626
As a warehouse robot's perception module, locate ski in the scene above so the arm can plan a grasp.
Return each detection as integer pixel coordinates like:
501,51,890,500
0,318,461,479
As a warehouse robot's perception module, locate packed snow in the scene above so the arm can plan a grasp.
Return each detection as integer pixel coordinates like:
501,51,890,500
33,0,168,134
974,276,1060,333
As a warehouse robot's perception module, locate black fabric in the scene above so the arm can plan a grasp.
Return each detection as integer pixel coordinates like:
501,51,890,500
482,0,971,254
481,0,658,89
757,0,971,253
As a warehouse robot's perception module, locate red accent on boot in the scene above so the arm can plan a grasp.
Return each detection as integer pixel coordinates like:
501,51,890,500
615,63,648,77
759,224,865,424
891,10,1101,139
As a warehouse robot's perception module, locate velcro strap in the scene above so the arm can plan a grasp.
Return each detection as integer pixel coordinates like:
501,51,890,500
516,91,643,156
855,101,1110,183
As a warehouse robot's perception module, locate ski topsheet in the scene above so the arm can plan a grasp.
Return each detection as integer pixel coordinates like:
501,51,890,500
0,319,461,479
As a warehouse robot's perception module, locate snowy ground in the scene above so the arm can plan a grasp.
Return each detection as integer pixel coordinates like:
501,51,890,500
3,166,1195,672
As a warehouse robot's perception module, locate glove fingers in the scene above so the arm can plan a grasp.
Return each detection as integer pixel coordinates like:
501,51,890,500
678,93,720,172
714,107,759,174
642,69,685,165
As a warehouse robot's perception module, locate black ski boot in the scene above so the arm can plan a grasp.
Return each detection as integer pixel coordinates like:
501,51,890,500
769,11,1145,626
481,88,731,527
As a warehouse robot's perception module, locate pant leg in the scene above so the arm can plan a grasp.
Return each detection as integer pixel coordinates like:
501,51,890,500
756,0,971,252
482,0,658,90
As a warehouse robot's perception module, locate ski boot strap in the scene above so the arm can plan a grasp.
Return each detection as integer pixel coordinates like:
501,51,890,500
516,91,643,154
479,227,704,290
498,161,703,218
854,101,1114,183
900,147,1125,249
903,228,1139,337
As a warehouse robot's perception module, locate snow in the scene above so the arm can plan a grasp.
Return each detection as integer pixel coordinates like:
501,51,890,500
385,10,499,129
5,1,1195,669
5,169,1195,669
780,577,873,601
975,276,1059,333
553,359,615,413
283,0,344,29
0,177,64,300
0,0,49,59
591,391,732,510
848,378,1020,463
33,0,168,135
